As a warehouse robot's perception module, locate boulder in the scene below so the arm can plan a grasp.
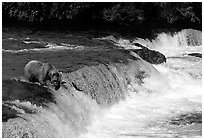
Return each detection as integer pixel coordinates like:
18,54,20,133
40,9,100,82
188,53,202,58
130,47,166,64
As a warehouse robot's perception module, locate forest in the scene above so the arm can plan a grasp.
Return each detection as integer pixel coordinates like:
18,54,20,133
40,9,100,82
2,2,202,37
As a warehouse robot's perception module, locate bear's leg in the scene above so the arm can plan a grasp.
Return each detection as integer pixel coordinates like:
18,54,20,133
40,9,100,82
38,75,46,86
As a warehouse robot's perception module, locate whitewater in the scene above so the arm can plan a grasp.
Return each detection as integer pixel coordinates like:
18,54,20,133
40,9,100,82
82,60,202,137
2,29,202,138
79,29,202,137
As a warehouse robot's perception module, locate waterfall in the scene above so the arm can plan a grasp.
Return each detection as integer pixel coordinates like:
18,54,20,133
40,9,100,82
2,29,202,138
2,50,160,137
133,29,202,57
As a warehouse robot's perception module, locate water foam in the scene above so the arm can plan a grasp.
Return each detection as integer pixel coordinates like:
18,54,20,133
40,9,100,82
81,59,202,138
2,29,202,138
33,89,98,137
80,29,202,138
2,43,85,53
133,29,202,57
2,85,100,138
96,29,202,57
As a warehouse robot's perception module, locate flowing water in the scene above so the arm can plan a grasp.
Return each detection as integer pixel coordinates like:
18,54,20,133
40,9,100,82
2,29,202,138
82,60,202,137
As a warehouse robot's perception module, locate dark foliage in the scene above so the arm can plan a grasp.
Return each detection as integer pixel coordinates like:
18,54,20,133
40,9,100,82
2,2,201,26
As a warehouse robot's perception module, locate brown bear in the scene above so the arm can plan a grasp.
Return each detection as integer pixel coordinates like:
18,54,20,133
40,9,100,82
24,60,63,90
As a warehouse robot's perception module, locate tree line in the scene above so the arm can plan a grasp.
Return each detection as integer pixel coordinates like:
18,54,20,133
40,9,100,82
2,2,202,29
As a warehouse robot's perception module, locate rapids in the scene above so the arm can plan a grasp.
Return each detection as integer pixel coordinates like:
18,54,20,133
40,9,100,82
2,29,202,138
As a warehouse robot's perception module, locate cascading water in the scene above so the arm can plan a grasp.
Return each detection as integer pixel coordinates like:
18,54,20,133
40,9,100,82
81,63,202,137
133,29,202,57
81,29,202,137
2,29,202,138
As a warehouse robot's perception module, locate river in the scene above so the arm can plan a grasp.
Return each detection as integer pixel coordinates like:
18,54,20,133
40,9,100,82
2,28,202,138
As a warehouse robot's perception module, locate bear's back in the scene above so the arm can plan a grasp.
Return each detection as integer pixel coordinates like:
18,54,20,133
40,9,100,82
24,60,43,82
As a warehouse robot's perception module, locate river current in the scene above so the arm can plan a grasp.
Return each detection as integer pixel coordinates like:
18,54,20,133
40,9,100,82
2,29,202,138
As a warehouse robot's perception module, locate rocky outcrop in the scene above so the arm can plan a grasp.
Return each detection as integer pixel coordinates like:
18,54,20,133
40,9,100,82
130,47,166,64
188,53,202,58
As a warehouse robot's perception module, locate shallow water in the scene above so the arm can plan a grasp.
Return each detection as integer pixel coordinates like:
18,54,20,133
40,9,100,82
2,28,202,138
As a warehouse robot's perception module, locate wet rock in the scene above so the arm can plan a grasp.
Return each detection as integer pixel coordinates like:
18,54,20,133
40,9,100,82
130,47,166,64
169,113,202,125
188,53,202,58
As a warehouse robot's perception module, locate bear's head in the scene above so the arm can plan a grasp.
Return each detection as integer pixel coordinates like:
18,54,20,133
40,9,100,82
49,70,62,90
